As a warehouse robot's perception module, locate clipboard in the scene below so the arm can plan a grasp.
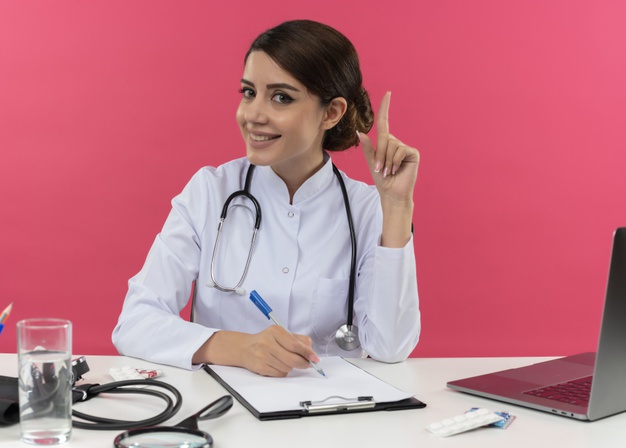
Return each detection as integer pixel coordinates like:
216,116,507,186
203,357,426,420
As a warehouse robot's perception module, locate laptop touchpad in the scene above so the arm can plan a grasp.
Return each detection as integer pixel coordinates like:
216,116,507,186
496,358,593,385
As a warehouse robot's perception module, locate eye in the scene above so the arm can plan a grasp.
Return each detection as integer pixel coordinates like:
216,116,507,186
272,92,294,104
239,87,255,99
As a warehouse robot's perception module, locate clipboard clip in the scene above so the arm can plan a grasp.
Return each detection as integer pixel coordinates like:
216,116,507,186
299,395,375,413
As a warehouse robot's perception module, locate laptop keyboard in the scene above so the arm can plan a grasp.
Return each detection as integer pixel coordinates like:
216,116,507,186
523,376,593,406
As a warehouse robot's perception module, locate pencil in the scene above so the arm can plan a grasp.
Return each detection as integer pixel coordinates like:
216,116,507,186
0,303,13,335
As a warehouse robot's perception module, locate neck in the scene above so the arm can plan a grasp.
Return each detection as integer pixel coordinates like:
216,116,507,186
272,153,326,203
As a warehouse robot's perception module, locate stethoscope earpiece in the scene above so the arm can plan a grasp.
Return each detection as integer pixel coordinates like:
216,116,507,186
206,280,245,296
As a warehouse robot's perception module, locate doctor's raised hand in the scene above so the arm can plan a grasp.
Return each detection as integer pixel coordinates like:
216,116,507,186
358,92,420,248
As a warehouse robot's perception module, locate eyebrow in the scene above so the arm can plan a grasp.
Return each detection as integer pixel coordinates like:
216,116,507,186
241,79,301,92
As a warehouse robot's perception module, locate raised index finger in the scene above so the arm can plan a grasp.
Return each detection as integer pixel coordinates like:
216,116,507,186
377,91,391,135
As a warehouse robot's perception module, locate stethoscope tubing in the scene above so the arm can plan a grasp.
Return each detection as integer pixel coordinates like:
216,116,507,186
207,162,359,350
332,164,357,327
72,379,183,430
209,167,261,294
219,189,262,229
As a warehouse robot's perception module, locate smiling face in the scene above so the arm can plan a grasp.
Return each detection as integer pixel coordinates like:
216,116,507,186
236,51,339,186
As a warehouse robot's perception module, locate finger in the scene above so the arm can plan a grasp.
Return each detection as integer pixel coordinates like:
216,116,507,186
294,334,320,363
375,132,401,178
376,91,391,136
273,328,319,367
383,137,401,177
294,334,313,348
266,351,300,375
392,145,420,175
358,131,378,173
245,330,293,376
375,96,394,174
256,362,289,377
249,329,310,375
390,145,410,175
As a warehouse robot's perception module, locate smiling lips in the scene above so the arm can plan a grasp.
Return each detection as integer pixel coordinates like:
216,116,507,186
250,134,279,142
248,132,281,148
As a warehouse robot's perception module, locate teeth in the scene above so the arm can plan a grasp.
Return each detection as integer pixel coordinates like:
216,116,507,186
250,134,278,142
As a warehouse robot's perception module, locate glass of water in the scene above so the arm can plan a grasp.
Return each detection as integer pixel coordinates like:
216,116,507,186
17,319,72,445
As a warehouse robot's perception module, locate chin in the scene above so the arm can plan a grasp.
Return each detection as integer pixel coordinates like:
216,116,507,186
245,150,273,167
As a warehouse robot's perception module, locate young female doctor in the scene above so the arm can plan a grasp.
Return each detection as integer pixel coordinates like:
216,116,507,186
112,20,421,377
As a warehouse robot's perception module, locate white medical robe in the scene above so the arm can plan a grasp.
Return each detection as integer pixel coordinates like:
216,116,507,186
112,156,420,369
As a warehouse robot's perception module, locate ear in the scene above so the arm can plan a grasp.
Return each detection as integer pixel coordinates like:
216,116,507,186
321,97,348,131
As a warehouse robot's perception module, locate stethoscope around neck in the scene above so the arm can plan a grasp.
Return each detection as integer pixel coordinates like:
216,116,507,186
206,163,360,351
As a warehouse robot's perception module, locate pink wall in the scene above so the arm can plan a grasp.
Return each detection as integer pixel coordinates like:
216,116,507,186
1,1,625,358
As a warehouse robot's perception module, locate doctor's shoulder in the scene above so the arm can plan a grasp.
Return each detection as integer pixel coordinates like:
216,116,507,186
196,158,249,187
169,158,249,220
182,158,249,197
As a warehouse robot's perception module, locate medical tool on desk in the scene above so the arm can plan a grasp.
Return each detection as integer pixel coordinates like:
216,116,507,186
114,395,233,448
249,290,326,378
427,408,504,437
205,163,361,351
0,355,186,431
72,379,184,430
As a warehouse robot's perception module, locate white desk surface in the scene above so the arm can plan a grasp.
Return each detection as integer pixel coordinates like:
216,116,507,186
1,354,624,447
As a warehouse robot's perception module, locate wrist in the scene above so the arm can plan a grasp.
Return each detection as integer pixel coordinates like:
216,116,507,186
193,330,248,368
381,200,414,248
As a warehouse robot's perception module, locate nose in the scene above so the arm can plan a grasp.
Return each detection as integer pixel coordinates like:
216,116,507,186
241,97,269,124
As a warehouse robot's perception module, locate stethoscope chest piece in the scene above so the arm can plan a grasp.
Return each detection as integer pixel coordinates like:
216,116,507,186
335,324,360,351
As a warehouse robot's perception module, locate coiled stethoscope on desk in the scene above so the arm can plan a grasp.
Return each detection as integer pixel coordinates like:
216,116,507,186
19,355,233,445
205,163,361,351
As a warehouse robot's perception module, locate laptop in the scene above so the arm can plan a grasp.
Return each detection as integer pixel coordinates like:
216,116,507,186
447,227,626,421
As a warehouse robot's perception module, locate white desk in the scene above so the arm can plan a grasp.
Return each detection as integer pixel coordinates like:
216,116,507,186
1,354,625,447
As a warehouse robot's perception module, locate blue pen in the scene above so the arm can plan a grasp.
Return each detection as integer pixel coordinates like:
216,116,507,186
249,290,326,378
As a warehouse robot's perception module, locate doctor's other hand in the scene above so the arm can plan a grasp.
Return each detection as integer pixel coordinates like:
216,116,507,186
195,327,319,377
358,91,420,205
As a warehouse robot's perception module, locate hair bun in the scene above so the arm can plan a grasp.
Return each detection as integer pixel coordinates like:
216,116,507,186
354,87,374,134
322,87,374,151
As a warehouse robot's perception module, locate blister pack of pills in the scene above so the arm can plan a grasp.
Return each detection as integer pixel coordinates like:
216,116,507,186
427,408,504,437
109,366,145,382
469,407,516,429
109,366,163,382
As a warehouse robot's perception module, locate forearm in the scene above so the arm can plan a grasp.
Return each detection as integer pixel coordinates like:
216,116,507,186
113,301,214,370
380,198,414,248
355,237,420,362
